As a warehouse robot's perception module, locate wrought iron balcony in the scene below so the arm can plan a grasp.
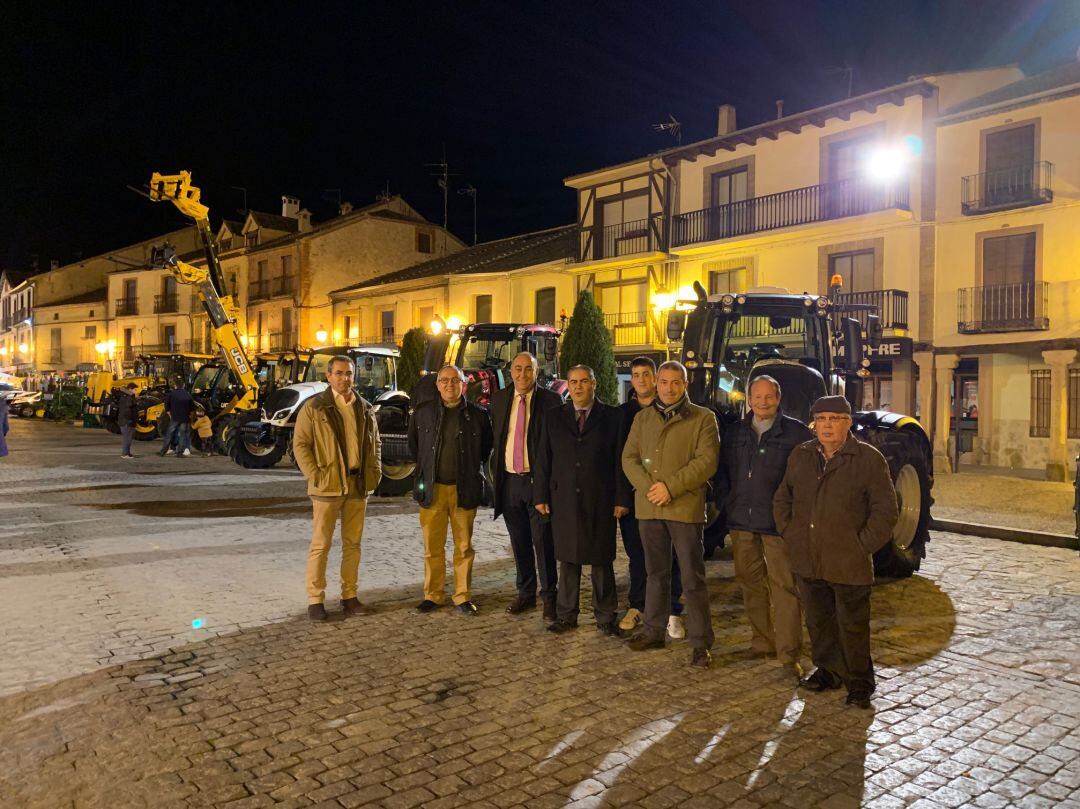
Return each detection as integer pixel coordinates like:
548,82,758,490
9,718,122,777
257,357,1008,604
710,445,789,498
672,178,909,248
577,214,665,262
115,298,139,316
272,275,297,297
154,293,179,313
958,282,1049,334
834,289,909,332
248,280,271,302
961,161,1052,215
603,311,651,346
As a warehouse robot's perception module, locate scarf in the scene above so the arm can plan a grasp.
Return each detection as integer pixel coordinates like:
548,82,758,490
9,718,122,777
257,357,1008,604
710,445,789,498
654,395,687,422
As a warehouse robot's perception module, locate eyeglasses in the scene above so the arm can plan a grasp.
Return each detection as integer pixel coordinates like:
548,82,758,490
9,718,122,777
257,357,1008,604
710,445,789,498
815,415,851,424
436,377,463,385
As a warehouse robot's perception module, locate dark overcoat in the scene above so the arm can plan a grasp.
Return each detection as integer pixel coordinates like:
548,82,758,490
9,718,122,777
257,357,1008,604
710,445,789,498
533,400,620,566
489,384,562,517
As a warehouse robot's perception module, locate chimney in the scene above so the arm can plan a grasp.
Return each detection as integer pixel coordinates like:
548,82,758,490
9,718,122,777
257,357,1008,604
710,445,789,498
716,104,737,136
281,195,301,219
339,201,354,216
50,259,60,271
775,99,785,119
297,209,312,232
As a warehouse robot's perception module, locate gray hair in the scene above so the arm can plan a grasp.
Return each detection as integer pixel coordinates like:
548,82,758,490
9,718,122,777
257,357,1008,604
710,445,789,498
437,364,467,382
567,364,595,381
657,360,688,382
511,351,538,370
749,375,781,397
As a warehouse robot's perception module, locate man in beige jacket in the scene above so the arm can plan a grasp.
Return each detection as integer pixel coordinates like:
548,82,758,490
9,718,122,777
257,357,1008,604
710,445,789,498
621,361,720,667
293,355,382,621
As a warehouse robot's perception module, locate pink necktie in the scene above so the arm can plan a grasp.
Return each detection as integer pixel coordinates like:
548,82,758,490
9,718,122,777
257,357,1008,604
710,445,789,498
577,409,587,433
512,394,527,473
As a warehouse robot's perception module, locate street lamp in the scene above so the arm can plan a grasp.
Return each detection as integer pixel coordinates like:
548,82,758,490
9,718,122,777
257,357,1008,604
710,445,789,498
315,327,328,344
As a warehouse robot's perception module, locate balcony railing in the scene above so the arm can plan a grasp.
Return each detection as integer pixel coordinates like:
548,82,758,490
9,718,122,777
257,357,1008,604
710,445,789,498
961,161,1052,215
834,289,909,332
273,276,296,297
248,276,297,302
115,298,139,316
359,333,402,346
154,293,179,313
603,311,651,346
248,280,270,302
958,282,1049,334
577,213,665,262
12,308,30,323
672,178,909,248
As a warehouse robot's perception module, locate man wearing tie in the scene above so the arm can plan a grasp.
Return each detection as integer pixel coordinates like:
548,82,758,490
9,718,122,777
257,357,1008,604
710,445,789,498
491,351,562,621
534,365,623,636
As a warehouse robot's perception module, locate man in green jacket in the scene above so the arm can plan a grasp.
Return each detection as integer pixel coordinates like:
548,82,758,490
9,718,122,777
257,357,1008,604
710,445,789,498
293,355,383,622
621,361,720,667
773,395,898,709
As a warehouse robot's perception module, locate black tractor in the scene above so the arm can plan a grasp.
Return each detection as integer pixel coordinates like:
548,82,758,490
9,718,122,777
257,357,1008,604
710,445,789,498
668,282,933,579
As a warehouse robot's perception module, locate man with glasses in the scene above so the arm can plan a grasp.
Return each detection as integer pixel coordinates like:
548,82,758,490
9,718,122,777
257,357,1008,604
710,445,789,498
409,365,493,616
773,396,897,709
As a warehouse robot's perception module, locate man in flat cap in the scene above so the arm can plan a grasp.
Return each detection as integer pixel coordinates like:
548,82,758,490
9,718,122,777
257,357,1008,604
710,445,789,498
773,395,897,709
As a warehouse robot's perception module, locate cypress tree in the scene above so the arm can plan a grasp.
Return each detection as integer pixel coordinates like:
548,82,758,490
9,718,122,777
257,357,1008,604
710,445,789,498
397,326,426,394
559,290,619,404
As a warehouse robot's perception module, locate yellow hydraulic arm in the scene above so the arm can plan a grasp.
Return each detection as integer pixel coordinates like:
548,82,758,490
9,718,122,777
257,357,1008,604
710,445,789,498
146,171,258,414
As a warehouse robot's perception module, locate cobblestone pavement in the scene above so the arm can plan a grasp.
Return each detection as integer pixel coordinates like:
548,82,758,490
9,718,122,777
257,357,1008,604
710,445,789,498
1,420,1079,808
932,470,1075,536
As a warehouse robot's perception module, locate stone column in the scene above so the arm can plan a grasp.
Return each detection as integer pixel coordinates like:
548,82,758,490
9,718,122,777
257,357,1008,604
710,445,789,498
890,358,914,417
1041,349,1077,482
933,354,960,474
912,351,935,437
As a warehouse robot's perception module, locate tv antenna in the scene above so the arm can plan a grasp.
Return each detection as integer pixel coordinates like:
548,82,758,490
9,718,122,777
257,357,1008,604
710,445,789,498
425,144,460,229
825,62,856,98
653,114,682,145
376,181,393,203
230,186,248,217
458,185,478,245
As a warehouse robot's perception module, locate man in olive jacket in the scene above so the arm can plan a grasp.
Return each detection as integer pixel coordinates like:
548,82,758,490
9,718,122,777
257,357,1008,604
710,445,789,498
773,395,898,709
622,361,721,667
408,365,493,616
293,355,382,622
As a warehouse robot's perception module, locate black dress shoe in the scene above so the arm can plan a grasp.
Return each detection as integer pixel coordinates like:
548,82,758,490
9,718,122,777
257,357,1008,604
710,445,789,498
799,668,843,692
626,633,666,652
691,648,712,668
846,690,873,709
542,598,557,622
341,598,374,617
416,599,442,613
308,603,328,622
597,622,620,637
545,620,578,634
457,601,478,617
505,596,536,615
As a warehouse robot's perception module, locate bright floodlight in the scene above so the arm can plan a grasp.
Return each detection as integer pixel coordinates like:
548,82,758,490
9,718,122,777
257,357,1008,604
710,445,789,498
866,148,905,182
315,329,329,344
446,316,462,331
429,319,444,336
652,290,675,310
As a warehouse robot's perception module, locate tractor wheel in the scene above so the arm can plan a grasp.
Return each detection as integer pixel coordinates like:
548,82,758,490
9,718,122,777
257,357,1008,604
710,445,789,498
17,404,36,418
228,423,288,469
100,416,122,435
873,430,933,579
212,418,233,456
132,417,161,441
376,461,415,496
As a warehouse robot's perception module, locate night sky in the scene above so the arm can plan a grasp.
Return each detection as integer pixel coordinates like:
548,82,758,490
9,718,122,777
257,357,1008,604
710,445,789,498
2,1,1077,271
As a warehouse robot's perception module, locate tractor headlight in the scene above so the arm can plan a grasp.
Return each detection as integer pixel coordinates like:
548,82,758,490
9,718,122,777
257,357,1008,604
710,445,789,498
816,297,828,308
721,294,735,306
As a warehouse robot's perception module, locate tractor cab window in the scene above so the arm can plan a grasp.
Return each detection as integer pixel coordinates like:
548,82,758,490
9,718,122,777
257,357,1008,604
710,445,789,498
528,335,559,387
353,354,393,401
190,364,224,396
304,353,337,382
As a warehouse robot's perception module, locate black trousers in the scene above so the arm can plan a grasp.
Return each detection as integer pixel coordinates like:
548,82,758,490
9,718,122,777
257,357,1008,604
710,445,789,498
797,576,875,693
620,512,683,615
556,560,616,626
639,519,714,649
501,474,557,600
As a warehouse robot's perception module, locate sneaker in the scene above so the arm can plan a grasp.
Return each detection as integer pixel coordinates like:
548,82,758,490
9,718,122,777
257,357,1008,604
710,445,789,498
667,615,686,640
202,451,212,457
163,448,175,456
121,453,134,459
618,608,643,632
181,448,191,457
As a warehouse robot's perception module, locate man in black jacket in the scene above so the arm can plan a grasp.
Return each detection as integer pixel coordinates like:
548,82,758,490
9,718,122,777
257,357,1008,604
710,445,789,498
408,365,493,616
117,383,138,459
159,379,195,458
534,366,621,636
490,352,562,621
717,375,813,679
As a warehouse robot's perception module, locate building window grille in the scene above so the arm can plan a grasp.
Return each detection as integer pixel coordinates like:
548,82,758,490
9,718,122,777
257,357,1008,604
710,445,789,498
1068,368,1080,439
1030,369,1050,438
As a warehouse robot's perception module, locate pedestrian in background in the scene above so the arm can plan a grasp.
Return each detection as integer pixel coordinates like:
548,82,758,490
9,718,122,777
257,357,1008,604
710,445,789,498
490,351,562,621
616,356,687,639
408,365,493,617
622,361,720,668
191,405,213,456
159,379,195,457
716,375,813,680
117,382,138,459
773,395,898,709
534,365,621,637
0,393,9,459
293,355,382,622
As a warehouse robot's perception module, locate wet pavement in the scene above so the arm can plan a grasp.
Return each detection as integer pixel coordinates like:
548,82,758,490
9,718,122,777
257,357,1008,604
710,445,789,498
1,419,1079,808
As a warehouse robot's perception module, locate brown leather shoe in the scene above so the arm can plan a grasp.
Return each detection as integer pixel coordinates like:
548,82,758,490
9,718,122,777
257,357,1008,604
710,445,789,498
542,598,557,622
691,648,712,668
341,598,374,617
505,596,536,615
308,603,328,622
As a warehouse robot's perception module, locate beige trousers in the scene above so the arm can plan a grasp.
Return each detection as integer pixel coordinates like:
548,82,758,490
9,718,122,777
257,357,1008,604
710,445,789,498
306,478,368,604
419,483,476,605
730,529,803,664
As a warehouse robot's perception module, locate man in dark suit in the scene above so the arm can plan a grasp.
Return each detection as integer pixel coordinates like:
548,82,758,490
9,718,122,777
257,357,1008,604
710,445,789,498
534,365,621,636
490,351,562,620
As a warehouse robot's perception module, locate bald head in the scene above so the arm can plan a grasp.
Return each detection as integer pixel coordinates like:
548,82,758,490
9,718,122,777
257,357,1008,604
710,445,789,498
510,352,538,393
